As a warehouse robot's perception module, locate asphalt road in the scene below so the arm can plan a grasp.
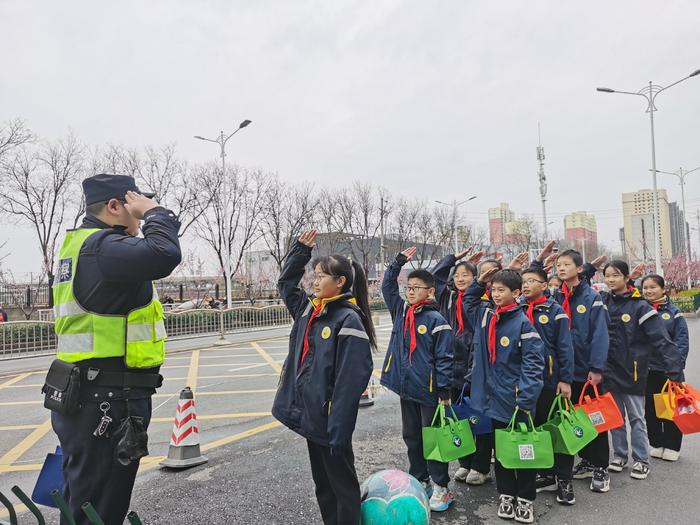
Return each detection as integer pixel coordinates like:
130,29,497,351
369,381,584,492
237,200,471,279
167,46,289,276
2,315,700,524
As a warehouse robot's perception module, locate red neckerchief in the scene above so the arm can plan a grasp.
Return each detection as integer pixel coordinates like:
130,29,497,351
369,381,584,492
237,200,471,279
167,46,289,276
455,289,465,334
404,299,432,364
487,302,520,363
525,296,548,324
561,282,574,327
300,303,323,366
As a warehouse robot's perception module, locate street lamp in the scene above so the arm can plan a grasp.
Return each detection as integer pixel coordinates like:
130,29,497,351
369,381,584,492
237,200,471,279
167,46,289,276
435,196,477,253
596,68,700,276
194,119,253,309
654,166,700,289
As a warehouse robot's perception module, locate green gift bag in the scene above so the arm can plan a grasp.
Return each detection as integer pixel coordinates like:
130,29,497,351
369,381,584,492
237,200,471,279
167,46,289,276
495,407,554,469
422,404,476,462
540,395,598,455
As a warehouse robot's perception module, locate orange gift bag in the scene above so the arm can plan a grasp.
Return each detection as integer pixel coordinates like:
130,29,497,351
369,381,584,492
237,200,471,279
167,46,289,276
672,389,700,435
575,380,624,433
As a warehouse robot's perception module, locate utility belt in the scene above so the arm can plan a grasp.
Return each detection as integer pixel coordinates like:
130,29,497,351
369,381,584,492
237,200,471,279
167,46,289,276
42,359,162,415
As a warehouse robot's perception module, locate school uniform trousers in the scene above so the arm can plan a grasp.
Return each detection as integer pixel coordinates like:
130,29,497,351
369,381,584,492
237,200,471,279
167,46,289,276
534,388,574,480
645,370,683,452
571,380,610,468
451,388,493,474
492,418,537,501
400,399,451,487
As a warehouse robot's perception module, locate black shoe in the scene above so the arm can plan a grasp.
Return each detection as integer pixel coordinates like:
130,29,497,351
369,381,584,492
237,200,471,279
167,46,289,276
590,468,610,493
535,474,557,493
572,459,595,479
556,478,576,505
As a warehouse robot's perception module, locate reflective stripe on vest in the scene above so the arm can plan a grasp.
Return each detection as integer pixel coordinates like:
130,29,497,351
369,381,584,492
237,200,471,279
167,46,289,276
53,227,166,368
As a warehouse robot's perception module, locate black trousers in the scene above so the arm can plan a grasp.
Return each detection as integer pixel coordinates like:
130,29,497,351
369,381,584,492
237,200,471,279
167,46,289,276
307,440,361,525
451,388,493,473
645,370,683,452
51,397,152,525
572,380,610,468
535,388,575,480
492,419,537,501
400,399,450,487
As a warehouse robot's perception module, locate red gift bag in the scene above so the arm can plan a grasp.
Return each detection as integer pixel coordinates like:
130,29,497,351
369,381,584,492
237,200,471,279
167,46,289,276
575,380,624,433
672,390,700,435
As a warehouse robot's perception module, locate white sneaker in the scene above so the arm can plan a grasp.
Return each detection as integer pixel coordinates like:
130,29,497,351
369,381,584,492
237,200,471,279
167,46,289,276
649,447,664,459
662,449,680,462
466,470,490,485
514,498,534,524
429,484,454,512
454,467,470,482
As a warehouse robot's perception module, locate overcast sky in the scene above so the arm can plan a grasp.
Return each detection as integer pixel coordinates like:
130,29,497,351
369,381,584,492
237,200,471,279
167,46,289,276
1,0,699,276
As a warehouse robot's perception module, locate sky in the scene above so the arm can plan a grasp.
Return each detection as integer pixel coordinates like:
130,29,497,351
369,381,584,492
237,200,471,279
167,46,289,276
1,0,700,276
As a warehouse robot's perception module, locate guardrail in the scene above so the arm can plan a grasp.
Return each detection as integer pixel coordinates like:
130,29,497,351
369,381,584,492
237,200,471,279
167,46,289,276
0,305,292,360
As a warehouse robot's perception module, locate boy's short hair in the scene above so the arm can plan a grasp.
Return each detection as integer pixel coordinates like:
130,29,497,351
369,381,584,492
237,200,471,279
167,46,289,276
407,269,435,288
491,269,522,292
556,249,583,267
522,267,548,282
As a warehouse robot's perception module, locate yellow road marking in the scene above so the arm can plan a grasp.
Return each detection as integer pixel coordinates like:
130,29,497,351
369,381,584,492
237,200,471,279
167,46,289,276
186,349,200,394
201,420,282,452
185,389,276,397
0,503,28,519
251,341,283,373
0,400,42,406
0,424,42,431
372,369,382,379
151,411,271,423
0,372,31,389
0,463,43,473
0,419,52,466
162,361,281,369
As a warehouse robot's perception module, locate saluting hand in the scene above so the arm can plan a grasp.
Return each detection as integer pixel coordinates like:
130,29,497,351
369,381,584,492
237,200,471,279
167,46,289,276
508,251,529,271
629,262,645,281
536,240,557,263
590,255,608,270
124,191,159,220
467,251,485,265
401,246,417,261
478,266,499,285
298,230,318,248
455,246,472,260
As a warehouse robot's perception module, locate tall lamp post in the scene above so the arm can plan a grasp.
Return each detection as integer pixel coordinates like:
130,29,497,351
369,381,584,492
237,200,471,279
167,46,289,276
596,68,700,277
436,196,477,253
194,119,252,308
655,166,700,289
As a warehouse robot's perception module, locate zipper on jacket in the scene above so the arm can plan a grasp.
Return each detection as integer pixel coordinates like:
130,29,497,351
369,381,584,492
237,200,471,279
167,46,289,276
515,385,519,400
548,355,553,376
429,371,433,393
633,361,638,382
384,354,393,373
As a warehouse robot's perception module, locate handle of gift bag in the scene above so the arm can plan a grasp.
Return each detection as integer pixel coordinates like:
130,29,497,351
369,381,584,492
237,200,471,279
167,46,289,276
577,379,602,405
458,383,468,404
507,406,536,433
430,404,446,427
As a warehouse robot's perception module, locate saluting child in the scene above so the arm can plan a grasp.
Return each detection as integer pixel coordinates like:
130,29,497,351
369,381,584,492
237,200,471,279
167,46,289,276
380,246,456,513
273,230,376,525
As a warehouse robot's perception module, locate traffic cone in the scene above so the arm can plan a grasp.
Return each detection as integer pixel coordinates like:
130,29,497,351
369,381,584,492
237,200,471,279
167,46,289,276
160,387,208,468
359,388,374,407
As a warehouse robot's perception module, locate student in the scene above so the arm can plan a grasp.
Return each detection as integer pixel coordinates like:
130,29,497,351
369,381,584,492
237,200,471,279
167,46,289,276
466,268,545,524
380,246,455,512
548,275,562,295
272,230,375,525
641,274,690,462
600,261,684,480
520,266,576,505
432,249,492,485
532,244,611,493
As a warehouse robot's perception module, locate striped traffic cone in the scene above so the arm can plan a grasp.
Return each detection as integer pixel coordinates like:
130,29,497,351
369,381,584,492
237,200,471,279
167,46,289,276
160,387,208,468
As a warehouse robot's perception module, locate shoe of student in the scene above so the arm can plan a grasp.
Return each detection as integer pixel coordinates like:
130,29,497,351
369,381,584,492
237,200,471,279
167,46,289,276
662,449,680,462
650,447,664,459
608,457,627,472
466,470,491,485
572,459,595,479
421,480,434,498
429,484,454,512
535,474,557,493
497,495,516,520
556,478,576,506
514,498,534,524
630,461,650,480
454,467,470,482
590,468,610,493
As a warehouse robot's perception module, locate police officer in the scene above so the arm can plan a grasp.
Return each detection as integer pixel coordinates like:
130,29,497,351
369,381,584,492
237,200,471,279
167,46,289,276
46,174,181,524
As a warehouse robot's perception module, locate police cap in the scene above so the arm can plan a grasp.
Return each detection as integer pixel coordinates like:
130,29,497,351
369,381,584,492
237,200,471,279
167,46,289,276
83,174,155,205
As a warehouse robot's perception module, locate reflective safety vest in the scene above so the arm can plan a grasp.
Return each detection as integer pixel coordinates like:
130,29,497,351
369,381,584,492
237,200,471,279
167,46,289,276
53,228,166,368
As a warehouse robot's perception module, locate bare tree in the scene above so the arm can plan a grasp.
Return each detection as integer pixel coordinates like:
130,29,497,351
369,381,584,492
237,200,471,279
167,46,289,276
0,134,84,306
261,176,316,270
0,267,47,319
315,188,347,256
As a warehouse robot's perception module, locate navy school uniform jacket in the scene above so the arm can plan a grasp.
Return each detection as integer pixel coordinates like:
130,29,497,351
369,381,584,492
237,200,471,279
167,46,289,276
602,288,684,395
431,254,474,388
380,253,455,406
519,297,574,391
650,300,690,371
530,261,610,382
272,241,373,450
464,281,545,424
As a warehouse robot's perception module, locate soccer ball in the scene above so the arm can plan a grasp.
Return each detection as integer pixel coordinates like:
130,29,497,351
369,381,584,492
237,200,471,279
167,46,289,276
360,469,430,525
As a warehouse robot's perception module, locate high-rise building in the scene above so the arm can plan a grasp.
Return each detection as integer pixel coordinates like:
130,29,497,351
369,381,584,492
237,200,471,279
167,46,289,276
622,189,672,261
669,202,689,257
488,203,515,246
504,218,531,245
564,211,598,258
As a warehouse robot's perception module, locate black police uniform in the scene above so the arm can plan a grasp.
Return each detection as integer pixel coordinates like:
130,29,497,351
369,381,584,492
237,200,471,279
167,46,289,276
49,174,181,525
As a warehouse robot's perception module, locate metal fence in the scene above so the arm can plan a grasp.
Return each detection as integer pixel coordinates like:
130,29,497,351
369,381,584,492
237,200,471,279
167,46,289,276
0,305,292,360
